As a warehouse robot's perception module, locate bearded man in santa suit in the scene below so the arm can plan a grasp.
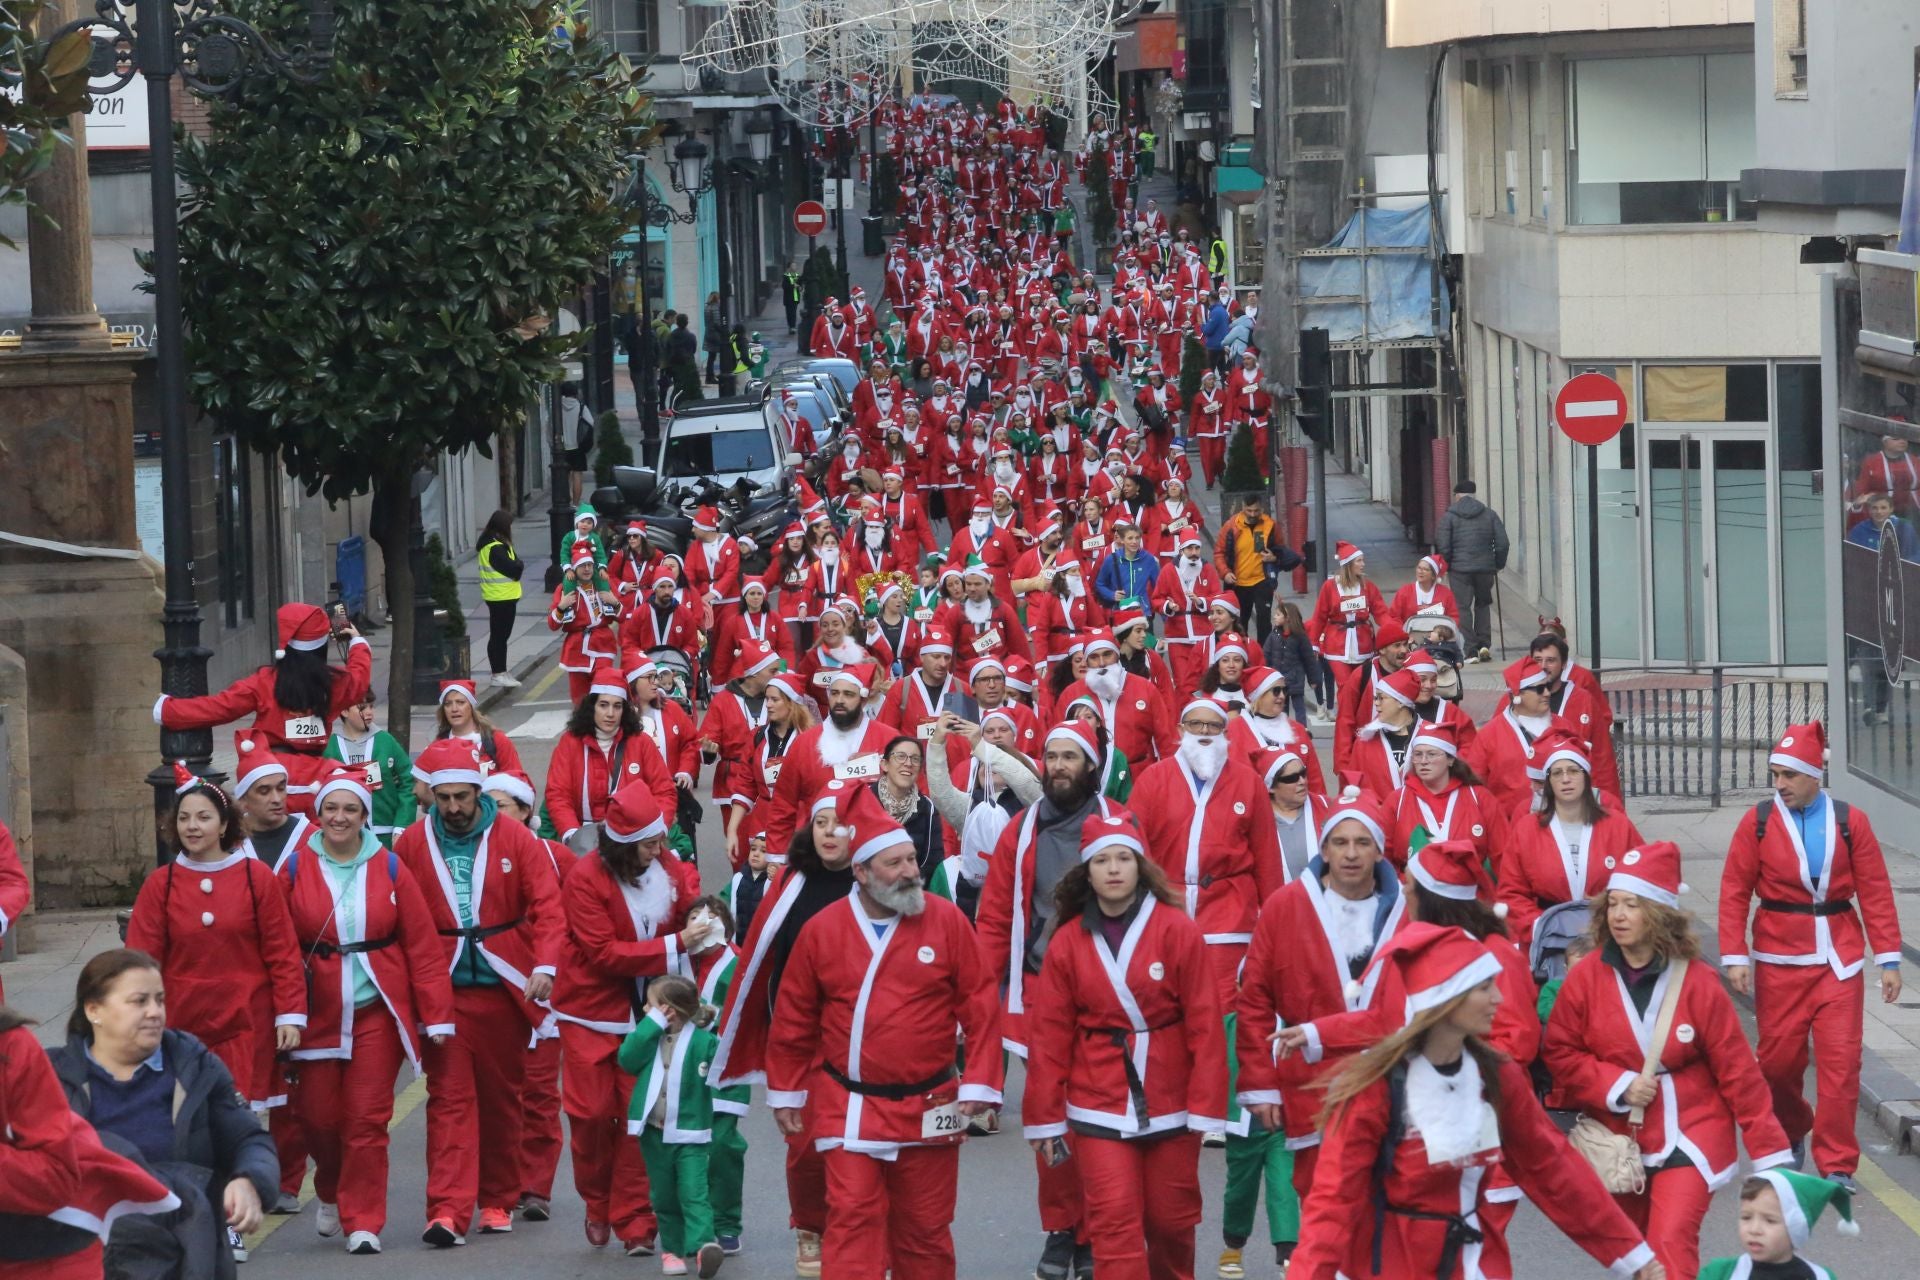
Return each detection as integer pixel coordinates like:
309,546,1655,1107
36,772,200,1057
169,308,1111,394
1057,630,1176,772
1131,697,1284,1006
761,664,904,857
1150,529,1223,697
767,784,1003,1280
1463,655,1578,818
947,498,1021,582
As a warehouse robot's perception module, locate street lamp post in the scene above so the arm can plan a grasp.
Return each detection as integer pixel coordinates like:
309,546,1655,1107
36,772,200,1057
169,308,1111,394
43,0,336,860
624,135,712,445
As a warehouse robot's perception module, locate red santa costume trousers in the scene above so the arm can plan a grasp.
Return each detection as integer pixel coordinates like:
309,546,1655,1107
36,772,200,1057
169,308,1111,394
786,1121,829,1234
423,984,528,1222
1035,1143,1084,1235
1289,1145,1318,1201
519,1034,564,1200
1165,644,1209,701
1754,961,1867,1176
567,672,594,704
1076,1130,1204,1280
1618,1164,1712,1280
1326,657,1367,695
1197,440,1226,490
271,1099,309,1197
821,1145,961,1280
293,1003,406,1235
558,1023,657,1243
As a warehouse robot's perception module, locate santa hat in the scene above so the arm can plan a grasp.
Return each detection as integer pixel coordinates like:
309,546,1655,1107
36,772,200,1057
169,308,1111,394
1770,721,1827,777
233,732,289,795
1407,839,1501,915
274,603,331,659
1420,553,1449,579
571,543,599,575
170,761,205,795
742,578,769,598
1003,655,1037,693
1605,840,1687,910
438,679,478,708
1211,634,1249,665
798,477,827,521
411,737,487,789
1209,595,1241,617
1381,922,1503,1020
1082,628,1120,659
1400,648,1439,676
624,652,659,684
1079,810,1147,863
1179,696,1231,725
624,519,647,536
825,662,880,697
603,781,668,844
1111,601,1147,637
735,639,781,678
314,764,375,814
1318,792,1388,850
1755,1169,1860,1244
1408,720,1460,759
1254,748,1307,789
1177,527,1204,550
1335,541,1364,566
766,671,809,706
810,778,853,820
483,769,536,810
1537,729,1591,777
1376,667,1423,709
969,496,994,516
1373,618,1408,650
969,655,1007,682
918,627,955,657
1505,656,1550,695
1046,719,1101,762
1241,666,1288,707
584,661,626,701
840,782,913,866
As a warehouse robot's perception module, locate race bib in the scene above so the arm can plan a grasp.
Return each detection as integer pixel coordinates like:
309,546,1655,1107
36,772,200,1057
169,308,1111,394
1341,597,1364,613
972,628,1002,654
913,608,934,623
284,715,327,742
764,761,783,786
917,721,938,740
1166,517,1189,533
363,760,383,788
812,671,834,688
1081,535,1106,551
921,1100,964,1140
833,753,883,781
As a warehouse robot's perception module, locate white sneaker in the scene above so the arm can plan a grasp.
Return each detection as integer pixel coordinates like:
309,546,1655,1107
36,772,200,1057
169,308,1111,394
229,1226,249,1263
347,1231,381,1255
315,1202,341,1238
491,672,521,688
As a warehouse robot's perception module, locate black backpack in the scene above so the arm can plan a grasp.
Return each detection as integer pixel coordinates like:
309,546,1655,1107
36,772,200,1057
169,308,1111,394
1751,797,1852,853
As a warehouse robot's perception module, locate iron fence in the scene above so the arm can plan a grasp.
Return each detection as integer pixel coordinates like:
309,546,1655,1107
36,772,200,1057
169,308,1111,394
1605,669,1826,807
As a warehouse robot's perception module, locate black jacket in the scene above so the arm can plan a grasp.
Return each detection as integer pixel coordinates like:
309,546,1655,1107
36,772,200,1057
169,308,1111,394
1432,496,1510,574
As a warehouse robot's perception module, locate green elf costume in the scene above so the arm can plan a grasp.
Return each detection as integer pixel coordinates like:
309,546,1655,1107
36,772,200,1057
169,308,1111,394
1063,694,1133,801
617,1007,723,1264
1217,1010,1299,1277
323,716,414,847
687,927,748,1246
1698,1169,1854,1280
559,502,608,567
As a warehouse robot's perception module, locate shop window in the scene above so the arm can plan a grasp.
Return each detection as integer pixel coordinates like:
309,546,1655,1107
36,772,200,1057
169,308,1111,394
1233,204,1264,288
589,0,656,57
1644,364,1768,422
1567,54,1757,226
1775,363,1822,665
1571,364,1642,664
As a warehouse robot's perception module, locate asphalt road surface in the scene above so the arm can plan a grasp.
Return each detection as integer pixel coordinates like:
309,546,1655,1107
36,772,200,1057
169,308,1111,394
244,661,1920,1277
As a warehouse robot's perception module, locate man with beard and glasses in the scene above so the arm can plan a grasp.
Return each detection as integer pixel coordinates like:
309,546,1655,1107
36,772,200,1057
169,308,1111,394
1150,528,1224,698
767,784,1002,1280
976,720,1129,1280
761,664,904,857
1057,629,1176,773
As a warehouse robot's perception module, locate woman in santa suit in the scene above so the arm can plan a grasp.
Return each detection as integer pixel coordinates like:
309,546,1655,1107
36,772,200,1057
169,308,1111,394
795,527,853,622
126,765,306,1115
1544,842,1792,1280
1028,560,1110,667
155,602,371,817
432,679,524,777
1291,922,1663,1280
1495,731,1642,948
1144,476,1205,565
1226,667,1329,801
1022,811,1227,1280
761,525,817,652
711,579,794,687
1388,553,1460,626
726,673,817,865
1350,667,1425,799
1306,543,1389,697
623,654,700,809
1030,433,1078,510
281,765,456,1254
793,599,894,693
548,782,700,1256
1385,722,1501,871
543,663,680,847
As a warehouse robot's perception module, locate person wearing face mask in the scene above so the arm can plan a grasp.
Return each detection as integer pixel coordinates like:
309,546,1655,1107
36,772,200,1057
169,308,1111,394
1226,666,1328,799
1151,528,1225,697
1060,630,1177,772
844,508,902,581
1462,655,1580,818
1385,722,1500,872
826,437,870,503
947,495,1018,582
932,556,1033,664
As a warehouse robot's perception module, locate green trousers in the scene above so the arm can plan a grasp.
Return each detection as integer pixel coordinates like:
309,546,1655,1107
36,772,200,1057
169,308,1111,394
639,1126,714,1257
708,1113,746,1236
1222,1125,1299,1247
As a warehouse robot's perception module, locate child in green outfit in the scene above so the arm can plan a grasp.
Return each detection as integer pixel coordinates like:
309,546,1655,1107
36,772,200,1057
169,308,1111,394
323,692,414,846
559,503,609,567
1218,1010,1299,1278
617,976,726,1278
1698,1169,1855,1280
1535,934,1593,1023
684,896,749,1256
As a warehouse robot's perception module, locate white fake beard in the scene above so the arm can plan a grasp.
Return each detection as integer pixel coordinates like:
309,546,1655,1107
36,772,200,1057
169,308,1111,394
969,517,991,539
963,597,993,625
1177,733,1228,783
1178,556,1202,589
1064,574,1085,600
1405,1052,1495,1167
1085,664,1125,700
865,528,885,550
995,462,1017,484
820,547,841,567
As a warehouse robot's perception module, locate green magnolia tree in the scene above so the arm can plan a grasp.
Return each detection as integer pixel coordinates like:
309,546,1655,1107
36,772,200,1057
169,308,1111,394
1,1,92,243
175,0,649,739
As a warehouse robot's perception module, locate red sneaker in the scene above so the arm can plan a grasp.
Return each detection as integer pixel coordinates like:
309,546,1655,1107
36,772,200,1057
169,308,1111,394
477,1207,513,1234
584,1219,611,1248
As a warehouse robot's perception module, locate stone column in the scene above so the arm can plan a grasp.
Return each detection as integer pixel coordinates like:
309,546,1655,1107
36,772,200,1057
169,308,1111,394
22,0,111,351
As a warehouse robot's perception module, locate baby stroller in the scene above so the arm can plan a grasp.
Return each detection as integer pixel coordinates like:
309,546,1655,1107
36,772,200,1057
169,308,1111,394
1528,898,1593,1116
647,645,700,716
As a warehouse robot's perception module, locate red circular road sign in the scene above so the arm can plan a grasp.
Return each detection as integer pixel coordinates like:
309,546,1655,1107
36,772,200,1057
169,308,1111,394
1553,371,1629,446
793,200,828,237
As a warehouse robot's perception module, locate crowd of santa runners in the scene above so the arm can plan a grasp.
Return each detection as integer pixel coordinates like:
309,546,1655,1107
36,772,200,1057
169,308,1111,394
0,96,1900,1280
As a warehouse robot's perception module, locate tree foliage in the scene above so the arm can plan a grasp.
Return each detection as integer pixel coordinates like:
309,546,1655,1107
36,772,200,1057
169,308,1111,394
0,1,93,245
1222,421,1263,494
1179,334,1206,406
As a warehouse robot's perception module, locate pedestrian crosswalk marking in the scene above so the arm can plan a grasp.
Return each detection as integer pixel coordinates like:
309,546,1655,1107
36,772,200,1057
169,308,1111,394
510,710,573,741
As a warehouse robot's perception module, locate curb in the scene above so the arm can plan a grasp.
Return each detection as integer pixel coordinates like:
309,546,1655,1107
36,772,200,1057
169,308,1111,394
477,635,563,716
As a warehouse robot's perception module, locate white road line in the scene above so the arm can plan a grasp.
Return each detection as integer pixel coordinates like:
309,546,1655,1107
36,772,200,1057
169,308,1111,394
509,710,575,741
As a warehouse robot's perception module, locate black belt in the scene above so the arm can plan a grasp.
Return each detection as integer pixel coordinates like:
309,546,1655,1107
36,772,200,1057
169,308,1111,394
824,1062,956,1100
1760,897,1854,917
1381,1206,1482,1280
1329,618,1367,628
1089,1020,1180,1132
438,916,524,942
309,935,398,960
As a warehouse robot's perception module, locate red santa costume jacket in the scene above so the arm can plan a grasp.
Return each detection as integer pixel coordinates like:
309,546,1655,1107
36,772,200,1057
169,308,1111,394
1022,895,1227,1139
1385,779,1501,871
765,893,1004,1153
710,607,792,687
1057,673,1177,770
549,851,696,1036
1387,579,1460,625
1131,757,1284,1001
709,863,810,1085
125,852,307,1107
881,669,974,743
634,699,701,787
1717,793,1903,978
1544,952,1792,1189
1462,708,1577,817
760,716,905,857
1226,712,1329,799
547,583,622,674
1496,804,1643,947
393,813,565,1022
0,821,25,1003
543,730,680,842
1235,863,1407,1149
696,685,768,813
619,594,701,657
278,832,457,1070
1307,577,1389,666
1292,1056,1654,1280
975,796,1132,1058
933,596,1033,663
155,638,373,813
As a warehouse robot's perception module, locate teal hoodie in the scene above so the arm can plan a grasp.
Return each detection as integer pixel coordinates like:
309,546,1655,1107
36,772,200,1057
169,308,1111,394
433,796,502,987
311,827,386,1008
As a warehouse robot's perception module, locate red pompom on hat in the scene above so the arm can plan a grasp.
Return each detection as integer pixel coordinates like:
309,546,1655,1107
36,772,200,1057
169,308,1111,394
839,781,913,865
1079,810,1147,863
603,780,668,844
1770,721,1828,777
1505,655,1550,695
1380,922,1502,1021
1045,719,1101,762
587,661,627,701
1317,792,1389,850
233,731,289,796
1376,666,1424,709
411,737,487,789
1408,839,1501,915
1334,540,1364,566
275,602,331,659
1604,840,1687,910
1373,618,1408,649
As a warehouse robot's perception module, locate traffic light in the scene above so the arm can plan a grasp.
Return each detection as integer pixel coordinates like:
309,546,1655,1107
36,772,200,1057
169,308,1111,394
1295,327,1332,445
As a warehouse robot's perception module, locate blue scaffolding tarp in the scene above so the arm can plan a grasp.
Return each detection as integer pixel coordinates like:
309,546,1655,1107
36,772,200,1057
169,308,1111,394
1297,207,1450,343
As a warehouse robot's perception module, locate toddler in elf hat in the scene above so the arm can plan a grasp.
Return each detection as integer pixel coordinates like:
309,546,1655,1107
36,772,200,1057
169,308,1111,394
1699,1169,1856,1280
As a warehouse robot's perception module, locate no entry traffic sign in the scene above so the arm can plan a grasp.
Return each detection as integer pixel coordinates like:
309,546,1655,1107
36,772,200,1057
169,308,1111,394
1553,372,1628,446
793,200,828,237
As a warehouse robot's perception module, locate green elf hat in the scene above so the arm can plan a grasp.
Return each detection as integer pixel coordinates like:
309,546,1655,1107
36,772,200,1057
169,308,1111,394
960,554,994,583
921,551,947,574
1758,1169,1860,1245
573,501,598,528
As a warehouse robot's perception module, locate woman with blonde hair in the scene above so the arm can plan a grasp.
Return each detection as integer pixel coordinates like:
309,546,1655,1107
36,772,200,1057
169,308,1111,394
1305,541,1388,697
1292,922,1663,1280
432,679,523,777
